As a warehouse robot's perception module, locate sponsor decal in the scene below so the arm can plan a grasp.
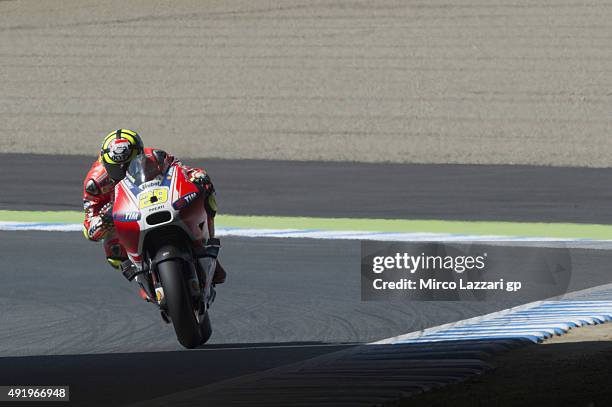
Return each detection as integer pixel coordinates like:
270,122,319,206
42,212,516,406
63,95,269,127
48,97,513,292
172,191,200,210
107,138,132,163
113,212,141,222
145,204,166,212
139,180,162,190
162,167,175,187
155,287,164,303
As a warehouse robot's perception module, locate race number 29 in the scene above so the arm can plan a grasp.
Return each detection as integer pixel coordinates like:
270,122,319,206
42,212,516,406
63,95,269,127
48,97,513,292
139,188,168,209
0,386,69,402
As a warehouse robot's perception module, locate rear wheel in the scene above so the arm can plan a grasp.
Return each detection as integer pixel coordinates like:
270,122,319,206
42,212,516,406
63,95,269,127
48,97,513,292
157,259,202,348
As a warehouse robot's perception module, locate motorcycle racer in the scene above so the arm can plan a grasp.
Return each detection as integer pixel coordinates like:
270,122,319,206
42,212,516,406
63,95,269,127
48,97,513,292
82,129,226,285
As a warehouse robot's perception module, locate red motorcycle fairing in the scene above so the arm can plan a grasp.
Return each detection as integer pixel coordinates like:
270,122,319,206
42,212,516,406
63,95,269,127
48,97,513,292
172,166,207,246
179,194,207,246
112,161,209,267
112,182,141,255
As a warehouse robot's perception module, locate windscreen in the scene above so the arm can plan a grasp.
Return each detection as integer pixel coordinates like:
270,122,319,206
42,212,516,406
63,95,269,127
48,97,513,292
126,154,163,186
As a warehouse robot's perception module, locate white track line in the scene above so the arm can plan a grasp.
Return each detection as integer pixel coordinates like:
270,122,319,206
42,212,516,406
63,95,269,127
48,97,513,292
3,221,612,247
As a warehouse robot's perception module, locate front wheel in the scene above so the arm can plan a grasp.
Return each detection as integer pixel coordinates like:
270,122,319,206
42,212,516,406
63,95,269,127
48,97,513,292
158,259,202,348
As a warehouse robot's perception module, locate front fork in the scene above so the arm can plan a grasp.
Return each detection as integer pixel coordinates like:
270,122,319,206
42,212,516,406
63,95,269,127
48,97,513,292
136,238,221,311
196,238,221,311
134,267,156,304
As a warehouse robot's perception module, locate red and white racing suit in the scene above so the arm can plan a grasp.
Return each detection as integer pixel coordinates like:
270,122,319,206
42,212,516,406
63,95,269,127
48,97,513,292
82,147,217,269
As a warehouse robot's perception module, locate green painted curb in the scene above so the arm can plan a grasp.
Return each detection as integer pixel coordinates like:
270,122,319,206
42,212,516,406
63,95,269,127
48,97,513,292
2,210,612,240
218,215,612,240
0,210,83,223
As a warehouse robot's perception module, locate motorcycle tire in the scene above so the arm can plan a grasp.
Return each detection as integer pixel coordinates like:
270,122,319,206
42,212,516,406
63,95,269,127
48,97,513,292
158,258,203,349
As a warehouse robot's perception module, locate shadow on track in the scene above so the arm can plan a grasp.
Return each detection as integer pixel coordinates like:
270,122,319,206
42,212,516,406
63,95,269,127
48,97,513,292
403,338,612,407
0,342,355,407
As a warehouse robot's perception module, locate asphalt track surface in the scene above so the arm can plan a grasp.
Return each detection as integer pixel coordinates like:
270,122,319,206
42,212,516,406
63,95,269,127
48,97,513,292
1,0,612,167
2,2,612,404
4,153,612,223
2,231,612,406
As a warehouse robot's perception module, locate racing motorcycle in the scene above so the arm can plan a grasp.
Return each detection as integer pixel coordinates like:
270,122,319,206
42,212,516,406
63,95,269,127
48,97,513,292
112,153,219,348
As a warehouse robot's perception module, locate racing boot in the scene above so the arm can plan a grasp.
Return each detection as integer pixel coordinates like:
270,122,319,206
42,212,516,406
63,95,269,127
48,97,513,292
106,257,124,270
104,234,129,271
213,261,226,284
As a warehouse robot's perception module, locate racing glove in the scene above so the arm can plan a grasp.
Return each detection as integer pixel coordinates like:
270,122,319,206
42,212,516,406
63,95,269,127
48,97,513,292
85,202,114,241
99,202,114,227
189,170,214,193
188,169,217,217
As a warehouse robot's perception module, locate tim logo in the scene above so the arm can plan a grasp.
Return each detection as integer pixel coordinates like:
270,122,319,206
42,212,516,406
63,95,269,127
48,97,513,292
108,139,132,163
114,212,141,222
172,192,199,210
124,212,140,221
183,192,197,204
